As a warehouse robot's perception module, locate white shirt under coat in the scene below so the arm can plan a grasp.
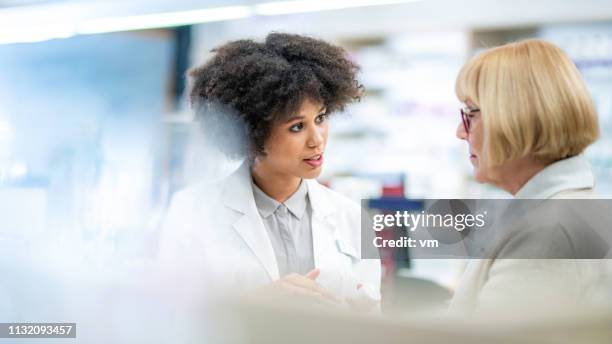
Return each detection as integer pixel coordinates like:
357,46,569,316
251,179,315,277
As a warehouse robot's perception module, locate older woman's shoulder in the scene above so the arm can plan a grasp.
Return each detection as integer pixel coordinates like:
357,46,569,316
552,187,599,199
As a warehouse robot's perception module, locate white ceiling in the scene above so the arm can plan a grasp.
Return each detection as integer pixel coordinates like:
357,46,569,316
1,0,610,26
0,0,50,7
1,0,612,44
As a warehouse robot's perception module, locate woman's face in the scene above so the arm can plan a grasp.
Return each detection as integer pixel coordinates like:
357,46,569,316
257,98,329,180
456,101,548,193
456,100,493,183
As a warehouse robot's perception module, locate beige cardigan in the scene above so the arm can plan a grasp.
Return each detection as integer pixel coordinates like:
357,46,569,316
449,155,612,314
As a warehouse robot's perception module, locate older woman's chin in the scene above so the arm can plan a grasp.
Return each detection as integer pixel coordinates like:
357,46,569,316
472,168,490,184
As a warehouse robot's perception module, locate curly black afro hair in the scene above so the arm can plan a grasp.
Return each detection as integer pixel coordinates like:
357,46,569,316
188,32,363,159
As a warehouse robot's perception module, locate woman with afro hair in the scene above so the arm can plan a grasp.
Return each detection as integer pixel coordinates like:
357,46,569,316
159,33,381,310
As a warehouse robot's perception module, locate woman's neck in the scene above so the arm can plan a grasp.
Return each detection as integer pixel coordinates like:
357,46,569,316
251,161,301,203
495,157,549,196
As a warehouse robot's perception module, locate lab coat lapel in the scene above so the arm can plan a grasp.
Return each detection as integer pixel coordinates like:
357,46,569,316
222,162,280,280
307,180,362,298
306,180,344,268
311,214,337,268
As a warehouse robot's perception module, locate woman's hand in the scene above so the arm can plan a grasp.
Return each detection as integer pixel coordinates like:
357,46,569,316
249,269,343,307
347,283,380,312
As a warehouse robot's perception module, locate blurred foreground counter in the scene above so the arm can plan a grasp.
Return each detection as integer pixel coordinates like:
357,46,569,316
214,297,612,344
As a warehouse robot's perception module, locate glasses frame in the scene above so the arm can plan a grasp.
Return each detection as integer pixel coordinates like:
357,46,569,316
460,107,480,134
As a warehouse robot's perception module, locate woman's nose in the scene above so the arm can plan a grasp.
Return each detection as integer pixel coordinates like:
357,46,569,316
308,127,324,147
456,122,468,140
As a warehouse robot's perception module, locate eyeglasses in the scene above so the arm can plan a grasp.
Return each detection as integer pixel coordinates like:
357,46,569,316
460,107,480,134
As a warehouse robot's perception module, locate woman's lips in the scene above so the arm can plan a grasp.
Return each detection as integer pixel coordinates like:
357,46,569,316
304,154,323,167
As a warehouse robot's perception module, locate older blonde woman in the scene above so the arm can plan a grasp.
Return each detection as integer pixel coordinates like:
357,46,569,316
450,39,610,314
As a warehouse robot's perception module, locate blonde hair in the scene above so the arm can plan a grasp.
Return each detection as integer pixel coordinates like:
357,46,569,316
455,39,599,166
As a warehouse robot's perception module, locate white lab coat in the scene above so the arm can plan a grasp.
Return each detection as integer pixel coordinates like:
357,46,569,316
158,162,381,304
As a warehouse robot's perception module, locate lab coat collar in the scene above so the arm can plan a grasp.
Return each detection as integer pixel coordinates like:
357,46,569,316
222,161,280,280
305,179,336,219
222,161,253,214
224,161,334,219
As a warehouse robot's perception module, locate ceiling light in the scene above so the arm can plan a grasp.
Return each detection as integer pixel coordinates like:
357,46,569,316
254,0,422,16
78,5,252,35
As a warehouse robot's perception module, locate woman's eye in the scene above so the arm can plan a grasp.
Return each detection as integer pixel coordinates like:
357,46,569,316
289,123,304,132
315,113,328,124
468,111,480,120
